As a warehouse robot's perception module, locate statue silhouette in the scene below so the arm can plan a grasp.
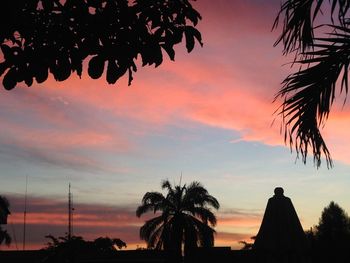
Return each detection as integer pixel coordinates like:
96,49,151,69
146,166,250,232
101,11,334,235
253,188,308,262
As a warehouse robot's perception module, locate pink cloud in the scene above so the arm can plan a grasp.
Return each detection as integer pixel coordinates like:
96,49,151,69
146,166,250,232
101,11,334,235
1,121,123,151
0,0,286,152
1,0,349,168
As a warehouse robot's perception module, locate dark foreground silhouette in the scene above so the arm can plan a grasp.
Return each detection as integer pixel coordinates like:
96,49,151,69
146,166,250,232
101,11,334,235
252,187,308,262
274,0,350,167
136,180,220,262
1,189,350,262
0,0,202,90
0,195,11,246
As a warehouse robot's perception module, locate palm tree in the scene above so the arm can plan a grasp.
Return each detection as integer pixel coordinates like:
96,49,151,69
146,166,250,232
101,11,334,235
274,0,350,168
136,180,220,260
0,195,11,247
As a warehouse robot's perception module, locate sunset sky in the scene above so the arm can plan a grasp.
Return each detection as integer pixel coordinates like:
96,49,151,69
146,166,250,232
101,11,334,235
1,0,350,251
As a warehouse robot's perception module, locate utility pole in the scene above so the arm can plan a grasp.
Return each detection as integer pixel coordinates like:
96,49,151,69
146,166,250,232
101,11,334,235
23,175,28,250
68,183,73,240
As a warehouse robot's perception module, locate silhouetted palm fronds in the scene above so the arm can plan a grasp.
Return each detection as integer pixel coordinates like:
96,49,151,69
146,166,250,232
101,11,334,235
136,180,219,259
274,0,350,167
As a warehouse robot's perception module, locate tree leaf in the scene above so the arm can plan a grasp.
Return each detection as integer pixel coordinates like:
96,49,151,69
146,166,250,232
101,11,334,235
185,27,195,53
0,62,9,76
53,56,71,81
88,55,105,79
161,44,175,61
25,76,33,87
154,45,163,67
35,66,49,84
1,44,12,60
3,67,17,90
106,60,127,84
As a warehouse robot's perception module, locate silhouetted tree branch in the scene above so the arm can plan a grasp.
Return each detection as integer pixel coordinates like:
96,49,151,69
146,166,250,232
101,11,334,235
239,236,255,250
0,0,202,90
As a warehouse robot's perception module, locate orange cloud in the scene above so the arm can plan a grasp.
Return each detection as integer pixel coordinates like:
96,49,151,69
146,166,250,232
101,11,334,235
218,215,261,228
0,0,290,166
2,0,348,170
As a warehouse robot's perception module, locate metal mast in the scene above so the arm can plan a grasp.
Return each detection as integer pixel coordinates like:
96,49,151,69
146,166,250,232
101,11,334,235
68,183,73,240
22,175,28,250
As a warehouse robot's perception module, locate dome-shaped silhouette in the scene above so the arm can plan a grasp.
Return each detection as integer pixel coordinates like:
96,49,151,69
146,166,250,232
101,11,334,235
253,188,307,252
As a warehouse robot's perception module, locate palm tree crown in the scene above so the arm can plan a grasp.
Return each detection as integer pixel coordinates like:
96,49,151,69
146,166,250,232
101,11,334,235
136,180,220,257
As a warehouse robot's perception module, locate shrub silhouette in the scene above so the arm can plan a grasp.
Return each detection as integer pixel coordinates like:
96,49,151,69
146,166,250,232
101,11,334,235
42,234,126,262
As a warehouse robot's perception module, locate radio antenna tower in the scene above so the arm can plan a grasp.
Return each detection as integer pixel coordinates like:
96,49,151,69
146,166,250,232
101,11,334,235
23,175,28,250
68,183,74,240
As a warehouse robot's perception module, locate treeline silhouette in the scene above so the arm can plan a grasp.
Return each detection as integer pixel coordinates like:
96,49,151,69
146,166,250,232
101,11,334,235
2,185,350,263
304,201,350,263
41,235,126,263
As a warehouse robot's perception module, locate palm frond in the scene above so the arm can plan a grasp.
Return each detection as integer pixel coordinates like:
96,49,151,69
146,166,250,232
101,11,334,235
273,0,315,54
161,180,173,192
189,216,215,248
147,224,165,249
184,182,220,210
202,195,220,210
141,192,165,205
274,1,350,167
276,24,350,167
136,192,166,217
274,0,350,54
136,204,155,217
190,207,217,227
183,182,207,205
139,215,165,245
